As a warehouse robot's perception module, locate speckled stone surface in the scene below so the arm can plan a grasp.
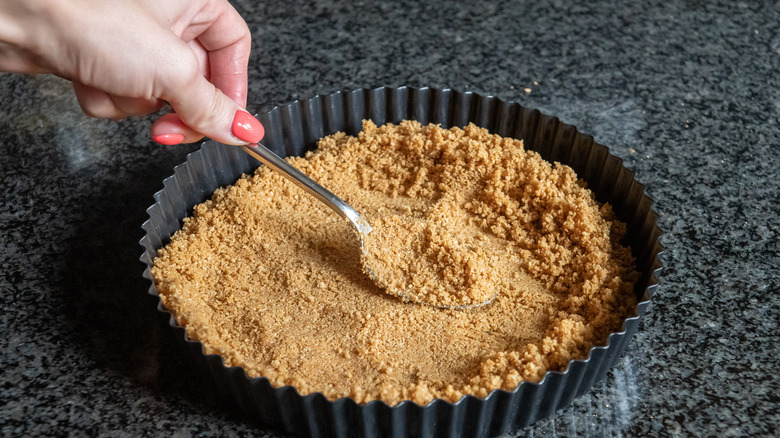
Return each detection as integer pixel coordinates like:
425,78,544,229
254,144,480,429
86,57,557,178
1,0,778,436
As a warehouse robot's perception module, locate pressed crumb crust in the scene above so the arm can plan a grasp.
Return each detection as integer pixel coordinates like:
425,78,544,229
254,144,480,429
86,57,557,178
152,120,639,406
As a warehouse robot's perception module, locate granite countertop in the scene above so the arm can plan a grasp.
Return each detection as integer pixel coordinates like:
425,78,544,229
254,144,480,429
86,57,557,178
1,0,778,436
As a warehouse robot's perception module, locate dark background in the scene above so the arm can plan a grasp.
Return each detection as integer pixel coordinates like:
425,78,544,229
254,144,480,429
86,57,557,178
1,0,778,436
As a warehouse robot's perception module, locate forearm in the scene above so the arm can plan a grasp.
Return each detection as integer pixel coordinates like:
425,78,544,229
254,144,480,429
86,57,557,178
0,0,63,73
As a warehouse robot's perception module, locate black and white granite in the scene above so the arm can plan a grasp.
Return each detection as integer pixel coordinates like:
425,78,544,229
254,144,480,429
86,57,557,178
1,0,778,436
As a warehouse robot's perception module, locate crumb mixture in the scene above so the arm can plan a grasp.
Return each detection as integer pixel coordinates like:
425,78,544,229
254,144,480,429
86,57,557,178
152,120,638,406
361,214,496,308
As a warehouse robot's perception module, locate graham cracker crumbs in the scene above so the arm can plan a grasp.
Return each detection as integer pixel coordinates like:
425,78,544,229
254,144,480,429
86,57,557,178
152,120,638,406
362,213,496,308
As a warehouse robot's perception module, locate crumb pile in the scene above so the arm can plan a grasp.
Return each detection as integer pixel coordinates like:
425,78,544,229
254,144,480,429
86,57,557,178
152,120,638,405
361,214,496,308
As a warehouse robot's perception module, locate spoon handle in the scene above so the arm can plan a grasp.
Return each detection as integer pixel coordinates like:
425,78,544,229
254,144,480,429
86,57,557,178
241,144,371,234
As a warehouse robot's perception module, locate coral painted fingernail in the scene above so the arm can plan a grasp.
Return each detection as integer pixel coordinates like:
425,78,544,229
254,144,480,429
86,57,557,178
231,110,264,143
153,133,184,145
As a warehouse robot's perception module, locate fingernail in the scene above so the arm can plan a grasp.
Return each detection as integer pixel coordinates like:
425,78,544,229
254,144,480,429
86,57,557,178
231,110,264,143
153,133,184,145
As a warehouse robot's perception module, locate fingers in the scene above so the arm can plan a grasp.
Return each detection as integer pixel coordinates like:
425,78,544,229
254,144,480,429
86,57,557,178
72,80,208,147
73,81,165,120
72,82,119,119
187,38,210,80
195,4,251,107
151,112,203,145
112,94,167,117
156,4,260,146
159,68,262,145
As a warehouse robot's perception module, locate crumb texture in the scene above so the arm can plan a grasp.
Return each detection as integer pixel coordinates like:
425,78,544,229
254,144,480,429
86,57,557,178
152,120,638,405
362,213,496,308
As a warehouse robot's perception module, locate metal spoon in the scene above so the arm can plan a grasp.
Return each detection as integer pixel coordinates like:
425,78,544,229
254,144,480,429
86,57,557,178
241,143,494,309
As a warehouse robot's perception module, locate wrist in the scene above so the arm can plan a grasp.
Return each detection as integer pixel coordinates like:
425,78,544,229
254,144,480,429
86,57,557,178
0,0,68,73
0,0,46,45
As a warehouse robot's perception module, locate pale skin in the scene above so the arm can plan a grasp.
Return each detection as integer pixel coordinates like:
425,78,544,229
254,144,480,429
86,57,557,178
0,0,263,145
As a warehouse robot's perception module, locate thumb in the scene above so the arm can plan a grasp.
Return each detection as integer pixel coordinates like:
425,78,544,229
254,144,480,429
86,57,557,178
161,71,263,146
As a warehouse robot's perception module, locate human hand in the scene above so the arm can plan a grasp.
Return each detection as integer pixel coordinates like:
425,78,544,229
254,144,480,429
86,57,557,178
0,0,263,145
